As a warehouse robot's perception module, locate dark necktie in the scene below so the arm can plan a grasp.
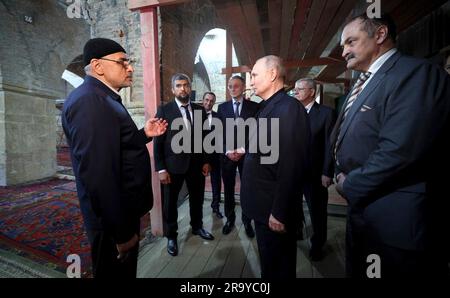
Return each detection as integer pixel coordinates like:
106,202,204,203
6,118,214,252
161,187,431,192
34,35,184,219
181,104,192,127
234,101,240,119
334,71,371,161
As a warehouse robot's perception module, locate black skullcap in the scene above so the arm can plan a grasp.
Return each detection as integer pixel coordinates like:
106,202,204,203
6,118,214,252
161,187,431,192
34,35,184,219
83,38,126,66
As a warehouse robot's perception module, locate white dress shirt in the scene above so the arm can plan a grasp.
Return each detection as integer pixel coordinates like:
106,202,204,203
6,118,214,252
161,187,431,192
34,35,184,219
361,48,397,91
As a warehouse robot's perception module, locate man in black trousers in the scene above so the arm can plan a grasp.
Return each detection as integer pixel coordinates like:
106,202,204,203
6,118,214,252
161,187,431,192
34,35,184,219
202,91,223,219
294,78,336,261
217,75,259,237
241,56,310,278
62,38,167,277
333,14,450,278
154,73,214,257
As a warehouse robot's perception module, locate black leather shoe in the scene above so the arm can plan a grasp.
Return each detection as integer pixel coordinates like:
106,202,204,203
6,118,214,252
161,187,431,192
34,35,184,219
167,239,178,256
222,221,234,235
244,223,255,238
212,208,224,219
309,248,324,262
192,228,215,240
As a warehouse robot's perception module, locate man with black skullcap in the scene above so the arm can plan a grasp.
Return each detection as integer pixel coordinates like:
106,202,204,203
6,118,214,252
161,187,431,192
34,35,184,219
62,38,167,277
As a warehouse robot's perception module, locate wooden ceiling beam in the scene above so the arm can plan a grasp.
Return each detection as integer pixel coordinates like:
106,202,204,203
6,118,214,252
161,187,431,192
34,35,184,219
221,57,342,74
294,0,328,60
240,0,265,58
279,0,297,59
287,0,313,59
268,0,283,55
211,0,254,65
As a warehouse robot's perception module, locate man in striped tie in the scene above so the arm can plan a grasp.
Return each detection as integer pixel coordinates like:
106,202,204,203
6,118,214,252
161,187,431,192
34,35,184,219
332,13,450,278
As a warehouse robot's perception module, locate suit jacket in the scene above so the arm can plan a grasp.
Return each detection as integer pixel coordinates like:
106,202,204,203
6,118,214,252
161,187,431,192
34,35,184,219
206,110,221,166
308,102,336,178
333,51,450,252
62,76,153,244
154,100,209,174
217,99,259,153
241,90,311,225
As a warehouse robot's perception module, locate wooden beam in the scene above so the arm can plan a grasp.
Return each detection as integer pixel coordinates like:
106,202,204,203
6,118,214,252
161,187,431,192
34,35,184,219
268,0,283,55
128,0,190,10
139,7,164,236
225,31,232,101
279,0,297,59
287,0,312,59
221,57,341,74
284,57,343,68
294,0,327,60
303,0,343,59
294,0,356,80
240,0,265,58
221,65,252,74
211,0,255,64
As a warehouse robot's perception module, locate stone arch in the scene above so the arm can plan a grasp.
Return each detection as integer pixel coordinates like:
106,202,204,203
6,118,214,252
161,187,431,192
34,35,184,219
193,27,240,104
0,0,89,185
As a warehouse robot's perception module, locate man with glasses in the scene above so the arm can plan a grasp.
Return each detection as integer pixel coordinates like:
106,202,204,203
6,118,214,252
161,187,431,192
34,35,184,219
294,78,336,261
217,75,259,237
62,38,168,277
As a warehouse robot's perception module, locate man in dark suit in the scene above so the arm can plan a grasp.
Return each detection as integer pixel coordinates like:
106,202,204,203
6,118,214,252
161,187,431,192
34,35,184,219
217,75,259,237
294,78,336,261
241,55,310,278
62,38,167,277
154,73,214,257
202,91,223,219
333,14,450,278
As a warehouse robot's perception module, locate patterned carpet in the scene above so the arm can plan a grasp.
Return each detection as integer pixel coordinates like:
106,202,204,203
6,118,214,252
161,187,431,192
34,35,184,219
0,179,92,277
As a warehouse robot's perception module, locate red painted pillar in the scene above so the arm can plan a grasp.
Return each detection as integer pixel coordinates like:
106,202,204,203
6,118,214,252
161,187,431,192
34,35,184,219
140,7,163,236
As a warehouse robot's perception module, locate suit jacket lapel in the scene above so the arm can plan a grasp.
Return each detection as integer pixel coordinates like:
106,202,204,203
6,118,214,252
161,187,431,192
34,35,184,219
339,52,401,141
169,100,183,120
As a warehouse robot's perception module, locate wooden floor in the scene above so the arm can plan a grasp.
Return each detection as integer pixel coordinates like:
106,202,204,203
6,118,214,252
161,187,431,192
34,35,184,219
137,195,347,278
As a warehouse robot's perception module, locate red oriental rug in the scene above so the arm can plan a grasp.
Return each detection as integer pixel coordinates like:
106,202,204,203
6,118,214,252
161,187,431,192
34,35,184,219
0,179,92,277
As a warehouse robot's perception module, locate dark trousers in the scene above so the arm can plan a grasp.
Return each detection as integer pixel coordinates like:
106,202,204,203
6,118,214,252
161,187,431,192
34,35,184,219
87,220,140,278
210,154,222,210
304,180,328,250
162,165,205,239
255,221,297,279
221,156,250,225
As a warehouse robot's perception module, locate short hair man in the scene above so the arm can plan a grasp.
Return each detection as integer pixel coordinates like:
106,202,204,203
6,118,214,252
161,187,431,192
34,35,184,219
241,55,310,278
332,14,450,277
154,73,214,257
202,92,223,219
217,75,259,237
294,78,336,261
62,38,167,277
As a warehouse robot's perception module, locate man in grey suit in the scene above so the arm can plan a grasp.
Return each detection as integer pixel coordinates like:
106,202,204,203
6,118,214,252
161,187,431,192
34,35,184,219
333,14,450,278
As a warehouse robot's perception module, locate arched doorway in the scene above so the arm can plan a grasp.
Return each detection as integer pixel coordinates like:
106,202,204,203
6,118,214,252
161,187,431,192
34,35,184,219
192,28,239,106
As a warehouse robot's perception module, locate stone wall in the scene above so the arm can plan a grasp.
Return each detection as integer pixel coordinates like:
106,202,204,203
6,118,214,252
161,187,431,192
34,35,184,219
160,0,219,103
0,0,90,185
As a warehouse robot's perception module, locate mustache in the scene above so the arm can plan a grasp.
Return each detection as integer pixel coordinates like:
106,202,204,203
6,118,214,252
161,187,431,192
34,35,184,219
345,53,355,61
